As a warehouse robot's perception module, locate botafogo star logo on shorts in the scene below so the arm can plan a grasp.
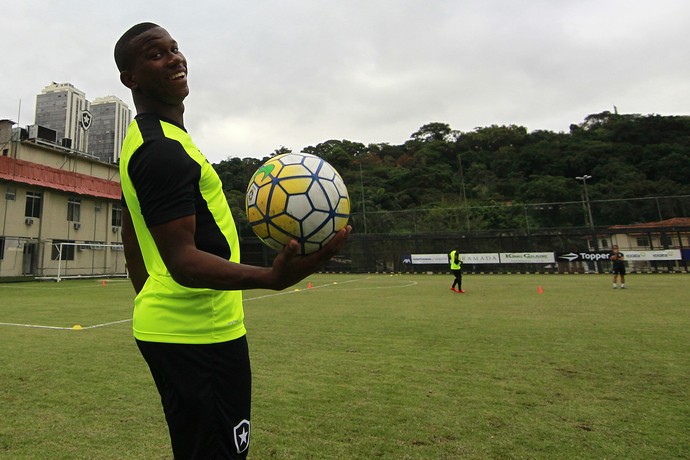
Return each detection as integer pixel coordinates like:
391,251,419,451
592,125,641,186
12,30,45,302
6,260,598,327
234,419,250,454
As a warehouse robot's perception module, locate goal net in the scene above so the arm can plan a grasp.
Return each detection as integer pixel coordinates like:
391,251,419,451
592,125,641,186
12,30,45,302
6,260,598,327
40,242,128,282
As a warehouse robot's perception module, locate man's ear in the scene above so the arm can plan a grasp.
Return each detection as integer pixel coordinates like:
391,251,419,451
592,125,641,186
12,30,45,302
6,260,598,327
120,71,138,90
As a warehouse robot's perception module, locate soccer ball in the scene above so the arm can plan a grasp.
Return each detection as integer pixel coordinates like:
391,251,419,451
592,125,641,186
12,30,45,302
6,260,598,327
245,152,350,254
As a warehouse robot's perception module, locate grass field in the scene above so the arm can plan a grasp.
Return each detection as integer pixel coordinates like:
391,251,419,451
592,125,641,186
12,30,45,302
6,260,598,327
1,273,688,459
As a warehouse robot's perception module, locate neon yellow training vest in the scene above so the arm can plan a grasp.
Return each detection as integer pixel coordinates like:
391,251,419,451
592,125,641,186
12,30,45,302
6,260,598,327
449,250,462,270
119,115,245,344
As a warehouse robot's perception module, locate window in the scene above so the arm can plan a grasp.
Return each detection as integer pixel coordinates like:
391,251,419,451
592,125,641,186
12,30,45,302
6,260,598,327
25,192,42,218
0,237,4,260
51,240,75,261
5,187,16,201
111,204,122,227
67,197,81,222
636,236,650,247
600,239,609,249
660,234,672,249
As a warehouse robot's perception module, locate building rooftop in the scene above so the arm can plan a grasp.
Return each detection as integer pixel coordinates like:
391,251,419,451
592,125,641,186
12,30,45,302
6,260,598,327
609,217,690,230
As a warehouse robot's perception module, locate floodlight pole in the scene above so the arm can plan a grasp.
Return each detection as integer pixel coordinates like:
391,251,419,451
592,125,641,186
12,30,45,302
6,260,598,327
575,175,594,229
359,162,367,235
457,154,470,232
576,174,599,272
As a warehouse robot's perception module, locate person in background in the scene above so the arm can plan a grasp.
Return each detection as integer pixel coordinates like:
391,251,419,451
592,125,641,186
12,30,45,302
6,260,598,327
611,244,626,289
449,248,464,293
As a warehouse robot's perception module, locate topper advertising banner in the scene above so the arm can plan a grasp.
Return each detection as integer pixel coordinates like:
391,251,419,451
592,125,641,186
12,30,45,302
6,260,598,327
556,251,611,262
556,250,682,262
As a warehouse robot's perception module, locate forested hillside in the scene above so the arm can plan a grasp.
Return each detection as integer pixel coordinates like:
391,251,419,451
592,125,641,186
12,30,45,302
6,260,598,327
214,111,690,235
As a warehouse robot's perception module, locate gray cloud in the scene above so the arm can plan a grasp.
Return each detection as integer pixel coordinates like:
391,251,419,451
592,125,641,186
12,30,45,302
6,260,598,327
2,0,689,162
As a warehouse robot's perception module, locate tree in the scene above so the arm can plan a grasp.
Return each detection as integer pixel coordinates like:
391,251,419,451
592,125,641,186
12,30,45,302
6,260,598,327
410,122,453,142
214,112,690,234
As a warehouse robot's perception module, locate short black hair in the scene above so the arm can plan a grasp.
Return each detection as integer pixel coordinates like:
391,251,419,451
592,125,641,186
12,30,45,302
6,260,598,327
114,22,161,71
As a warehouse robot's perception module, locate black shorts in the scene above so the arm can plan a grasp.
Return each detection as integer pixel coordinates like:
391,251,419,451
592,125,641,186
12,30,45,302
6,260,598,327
136,336,252,459
612,264,626,276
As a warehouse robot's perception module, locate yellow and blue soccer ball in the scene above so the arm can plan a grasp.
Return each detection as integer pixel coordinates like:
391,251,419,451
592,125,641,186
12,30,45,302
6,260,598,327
245,152,350,254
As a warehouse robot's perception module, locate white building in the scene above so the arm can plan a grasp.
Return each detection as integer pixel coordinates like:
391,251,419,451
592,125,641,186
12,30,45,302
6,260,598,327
35,82,91,153
88,96,131,164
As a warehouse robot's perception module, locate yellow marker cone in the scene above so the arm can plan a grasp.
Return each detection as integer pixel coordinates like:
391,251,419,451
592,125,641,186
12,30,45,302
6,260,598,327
72,324,83,330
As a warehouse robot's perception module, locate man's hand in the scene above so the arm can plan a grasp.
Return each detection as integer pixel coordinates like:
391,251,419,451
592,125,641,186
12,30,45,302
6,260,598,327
269,225,352,290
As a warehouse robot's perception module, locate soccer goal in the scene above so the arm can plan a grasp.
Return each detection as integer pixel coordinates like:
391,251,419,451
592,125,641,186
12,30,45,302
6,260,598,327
41,241,128,282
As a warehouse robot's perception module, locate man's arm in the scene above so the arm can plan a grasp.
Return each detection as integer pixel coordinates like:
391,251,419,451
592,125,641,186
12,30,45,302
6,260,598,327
121,206,149,294
149,214,350,291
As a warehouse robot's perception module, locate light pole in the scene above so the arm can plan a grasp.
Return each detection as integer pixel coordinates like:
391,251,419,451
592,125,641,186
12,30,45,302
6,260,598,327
575,175,594,229
576,174,599,272
457,154,470,232
359,162,367,235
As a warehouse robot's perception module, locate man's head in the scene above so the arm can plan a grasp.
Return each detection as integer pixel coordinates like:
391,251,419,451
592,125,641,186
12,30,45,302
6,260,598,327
115,23,189,113
114,22,160,72
613,245,619,251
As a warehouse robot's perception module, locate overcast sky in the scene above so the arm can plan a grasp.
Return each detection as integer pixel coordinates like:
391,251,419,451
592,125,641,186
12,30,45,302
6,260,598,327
2,0,689,163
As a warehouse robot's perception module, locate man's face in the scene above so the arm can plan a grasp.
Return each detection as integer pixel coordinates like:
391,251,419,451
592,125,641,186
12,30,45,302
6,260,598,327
126,26,189,106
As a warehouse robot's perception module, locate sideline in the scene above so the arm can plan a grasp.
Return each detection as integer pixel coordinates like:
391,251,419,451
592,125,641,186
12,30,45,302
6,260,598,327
0,318,132,331
1,276,417,331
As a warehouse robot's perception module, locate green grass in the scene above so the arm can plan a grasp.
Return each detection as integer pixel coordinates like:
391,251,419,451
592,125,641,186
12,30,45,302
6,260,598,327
1,274,688,459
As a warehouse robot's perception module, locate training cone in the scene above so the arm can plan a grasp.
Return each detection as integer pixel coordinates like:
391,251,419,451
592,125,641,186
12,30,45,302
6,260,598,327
537,286,544,294
72,324,82,330
307,282,313,289
102,280,107,286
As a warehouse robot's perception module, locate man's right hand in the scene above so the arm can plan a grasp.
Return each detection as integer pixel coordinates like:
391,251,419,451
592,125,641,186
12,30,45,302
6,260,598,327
269,225,352,290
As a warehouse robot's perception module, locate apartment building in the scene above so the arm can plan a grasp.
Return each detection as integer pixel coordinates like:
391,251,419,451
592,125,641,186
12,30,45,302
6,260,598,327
88,96,131,163
35,82,91,153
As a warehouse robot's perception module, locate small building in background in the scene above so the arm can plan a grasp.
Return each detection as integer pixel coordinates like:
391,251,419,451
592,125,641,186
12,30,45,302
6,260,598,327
609,218,690,272
0,119,124,280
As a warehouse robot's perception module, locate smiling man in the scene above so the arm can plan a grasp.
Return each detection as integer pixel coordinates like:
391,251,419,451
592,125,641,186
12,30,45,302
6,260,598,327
114,23,350,459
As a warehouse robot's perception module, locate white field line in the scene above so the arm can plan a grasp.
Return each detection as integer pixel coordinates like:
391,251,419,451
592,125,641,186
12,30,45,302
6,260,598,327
0,318,133,331
243,277,363,301
1,276,416,330
0,279,130,290
0,322,75,330
80,319,133,329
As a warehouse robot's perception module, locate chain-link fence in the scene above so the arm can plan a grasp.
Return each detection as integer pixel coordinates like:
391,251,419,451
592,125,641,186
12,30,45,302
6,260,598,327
240,196,690,275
